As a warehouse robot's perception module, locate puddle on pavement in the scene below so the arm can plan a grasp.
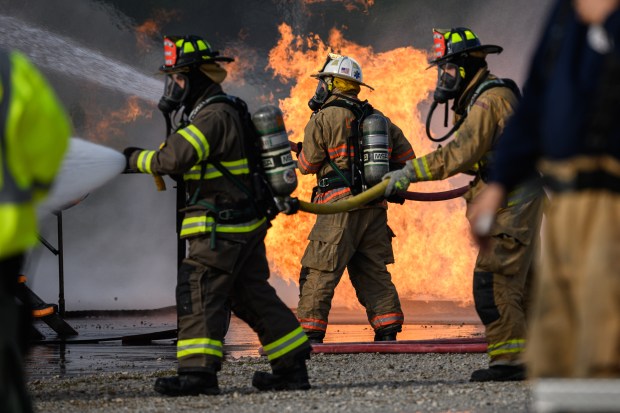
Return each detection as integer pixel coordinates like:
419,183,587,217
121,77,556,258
25,307,484,379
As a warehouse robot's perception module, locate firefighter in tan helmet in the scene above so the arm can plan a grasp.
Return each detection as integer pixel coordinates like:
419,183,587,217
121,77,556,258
384,27,546,381
124,35,311,395
296,53,415,343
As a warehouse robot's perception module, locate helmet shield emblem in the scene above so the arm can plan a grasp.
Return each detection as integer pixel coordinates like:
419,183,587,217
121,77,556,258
163,37,177,68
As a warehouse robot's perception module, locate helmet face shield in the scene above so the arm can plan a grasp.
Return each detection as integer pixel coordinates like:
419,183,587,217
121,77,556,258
434,62,463,103
158,73,189,114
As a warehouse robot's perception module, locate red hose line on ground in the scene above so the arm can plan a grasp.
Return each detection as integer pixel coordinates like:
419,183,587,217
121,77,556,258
260,337,487,356
290,141,469,203
310,342,487,354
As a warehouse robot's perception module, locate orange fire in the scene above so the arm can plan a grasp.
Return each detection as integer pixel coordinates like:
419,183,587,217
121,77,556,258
89,96,154,142
262,23,477,309
135,10,182,52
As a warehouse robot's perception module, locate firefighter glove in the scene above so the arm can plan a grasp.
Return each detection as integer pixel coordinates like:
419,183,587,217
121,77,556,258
122,147,143,172
382,160,417,197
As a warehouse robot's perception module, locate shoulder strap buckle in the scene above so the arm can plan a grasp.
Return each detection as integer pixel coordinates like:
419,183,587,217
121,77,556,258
217,209,234,220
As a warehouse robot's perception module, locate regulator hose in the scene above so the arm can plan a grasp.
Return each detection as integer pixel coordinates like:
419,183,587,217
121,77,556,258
425,101,465,143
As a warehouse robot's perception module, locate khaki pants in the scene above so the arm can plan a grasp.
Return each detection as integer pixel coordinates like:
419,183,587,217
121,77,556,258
527,191,620,378
470,194,545,366
297,208,403,336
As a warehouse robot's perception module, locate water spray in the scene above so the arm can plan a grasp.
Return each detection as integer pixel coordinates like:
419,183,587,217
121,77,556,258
0,14,162,103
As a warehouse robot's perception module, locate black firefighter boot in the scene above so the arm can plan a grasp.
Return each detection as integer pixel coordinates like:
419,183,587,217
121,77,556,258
252,358,311,391
305,330,324,344
154,372,220,396
469,364,526,382
374,324,401,341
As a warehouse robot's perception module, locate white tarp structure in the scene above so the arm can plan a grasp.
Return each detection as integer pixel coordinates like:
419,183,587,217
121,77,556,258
37,138,126,217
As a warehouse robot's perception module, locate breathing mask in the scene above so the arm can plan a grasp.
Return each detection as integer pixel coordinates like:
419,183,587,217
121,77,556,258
434,62,463,104
308,76,333,112
158,73,189,115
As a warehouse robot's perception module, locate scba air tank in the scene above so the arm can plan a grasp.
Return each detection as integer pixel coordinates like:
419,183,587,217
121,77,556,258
362,114,390,186
251,105,298,196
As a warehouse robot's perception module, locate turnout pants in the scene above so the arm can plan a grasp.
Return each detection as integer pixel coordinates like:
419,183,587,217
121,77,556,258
469,194,545,367
176,228,310,375
527,191,620,378
0,254,33,413
297,207,404,337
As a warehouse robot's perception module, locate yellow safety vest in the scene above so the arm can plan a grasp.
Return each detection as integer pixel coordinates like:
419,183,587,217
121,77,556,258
0,50,70,260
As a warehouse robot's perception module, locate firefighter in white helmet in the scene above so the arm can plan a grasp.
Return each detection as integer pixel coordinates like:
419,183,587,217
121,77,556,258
383,27,546,381
296,54,415,343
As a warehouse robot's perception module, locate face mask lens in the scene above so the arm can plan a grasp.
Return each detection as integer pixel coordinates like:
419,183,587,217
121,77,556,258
437,63,459,92
159,74,189,114
313,78,330,102
308,78,332,111
163,74,187,102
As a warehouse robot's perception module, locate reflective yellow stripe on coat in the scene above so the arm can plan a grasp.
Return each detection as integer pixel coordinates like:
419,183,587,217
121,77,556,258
411,156,433,181
180,216,267,237
178,124,210,161
183,158,250,181
136,150,156,174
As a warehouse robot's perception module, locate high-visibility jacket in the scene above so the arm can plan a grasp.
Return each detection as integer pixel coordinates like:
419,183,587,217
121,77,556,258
0,50,71,260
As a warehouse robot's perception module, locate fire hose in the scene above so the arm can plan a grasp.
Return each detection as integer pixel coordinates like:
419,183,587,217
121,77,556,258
291,141,469,215
258,337,487,355
297,181,468,214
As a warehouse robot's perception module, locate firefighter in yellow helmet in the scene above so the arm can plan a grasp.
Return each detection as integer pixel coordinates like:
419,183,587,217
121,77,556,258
383,28,546,381
296,54,415,343
124,35,311,396
0,49,71,413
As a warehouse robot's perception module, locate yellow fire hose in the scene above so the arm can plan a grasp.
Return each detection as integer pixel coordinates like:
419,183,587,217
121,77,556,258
298,180,388,214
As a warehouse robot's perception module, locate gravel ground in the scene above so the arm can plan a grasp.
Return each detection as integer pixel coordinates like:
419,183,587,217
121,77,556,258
28,352,532,413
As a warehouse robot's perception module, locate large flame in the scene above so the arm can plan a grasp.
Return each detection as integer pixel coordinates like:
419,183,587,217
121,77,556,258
264,24,477,309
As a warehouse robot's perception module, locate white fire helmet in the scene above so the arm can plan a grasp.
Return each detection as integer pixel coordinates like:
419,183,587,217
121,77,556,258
312,55,374,90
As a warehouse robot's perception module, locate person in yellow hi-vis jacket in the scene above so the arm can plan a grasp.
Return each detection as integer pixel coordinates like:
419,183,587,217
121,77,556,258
0,49,71,413
383,28,546,382
124,35,311,396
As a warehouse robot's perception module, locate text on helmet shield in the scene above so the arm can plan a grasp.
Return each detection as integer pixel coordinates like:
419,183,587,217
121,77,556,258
433,31,446,59
164,38,177,67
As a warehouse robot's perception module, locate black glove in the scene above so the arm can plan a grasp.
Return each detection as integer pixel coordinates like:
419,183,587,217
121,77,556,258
385,193,406,204
122,147,143,172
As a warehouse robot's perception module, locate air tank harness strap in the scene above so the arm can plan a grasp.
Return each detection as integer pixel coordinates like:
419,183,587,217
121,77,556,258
318,164,352,192
188,161,258,249
190,199,260,250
